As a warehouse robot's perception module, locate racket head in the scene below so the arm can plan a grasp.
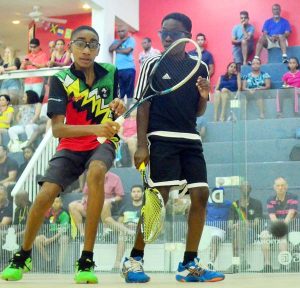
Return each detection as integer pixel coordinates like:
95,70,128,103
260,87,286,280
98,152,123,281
149,38,202,95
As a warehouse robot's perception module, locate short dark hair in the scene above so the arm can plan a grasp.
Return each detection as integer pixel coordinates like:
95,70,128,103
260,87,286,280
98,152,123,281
131,185,143,192
22,145,35,152
55,39,65,45
196,33,206,40
161,12,192,33
143,37,151,43
71,26,99,40
240,11,249,18
25,90,40,104
0,94,11,103
30,38,40,47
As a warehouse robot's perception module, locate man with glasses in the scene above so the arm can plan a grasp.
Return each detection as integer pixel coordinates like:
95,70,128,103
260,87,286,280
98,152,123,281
1,25,125,284
20,38,48,98
121,13,224,283
109,25,136,103
232,11,255,67
189,33,215,77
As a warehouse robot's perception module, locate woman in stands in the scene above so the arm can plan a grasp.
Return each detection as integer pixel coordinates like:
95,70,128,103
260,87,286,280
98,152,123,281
0,94,14,145
242,58,271,119
280,57,300,117
48,39,72,67
214,62,241,122
0,47,22,105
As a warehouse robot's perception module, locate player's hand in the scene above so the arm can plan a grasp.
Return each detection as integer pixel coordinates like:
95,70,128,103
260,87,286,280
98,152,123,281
94,121,120,138
134,146,149,169
109,98,126,117
196,76,210,100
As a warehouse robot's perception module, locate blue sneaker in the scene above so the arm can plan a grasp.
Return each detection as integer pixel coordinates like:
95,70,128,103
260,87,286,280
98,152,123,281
121,257,150,283
176,258,225,282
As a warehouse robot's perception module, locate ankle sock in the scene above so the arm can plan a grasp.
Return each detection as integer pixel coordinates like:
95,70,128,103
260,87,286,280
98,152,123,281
130,248,144,259
183,251,197,266
81,250,94,260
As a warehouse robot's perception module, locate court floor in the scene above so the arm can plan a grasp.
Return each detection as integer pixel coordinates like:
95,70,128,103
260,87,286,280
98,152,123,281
2,273,299,288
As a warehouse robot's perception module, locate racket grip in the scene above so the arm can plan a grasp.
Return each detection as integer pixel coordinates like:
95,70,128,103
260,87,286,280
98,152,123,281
97,115,125,144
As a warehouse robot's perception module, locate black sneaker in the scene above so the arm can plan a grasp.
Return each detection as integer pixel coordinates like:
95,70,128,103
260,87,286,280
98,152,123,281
282,56,289,64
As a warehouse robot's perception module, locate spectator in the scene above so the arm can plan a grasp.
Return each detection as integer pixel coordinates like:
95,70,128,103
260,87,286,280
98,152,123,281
20,38,48,98
0,185,13,226
34,197,70,272
214,62,241,122
17,145,35,179
48,40,56,56
252,4,291,64
48,39,72,67
0,95,14,145
109,25,136,102
13,191,31,225
0,47,22,105
0,54,3,66
279,57,300,117
205,186,231,271
232,11,255,66
69,171,124,237
138,37,160,66
0,145,18,187
189,33,214,77
8,90,41,150
242,58,271,119
260,177,298,272
111,185,143,271
228,182,263,273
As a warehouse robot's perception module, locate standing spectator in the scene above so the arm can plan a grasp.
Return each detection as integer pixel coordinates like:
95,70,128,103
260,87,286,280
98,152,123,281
0,145,18,187
279,57,300,117
17,145,35,179
0,47,22,104
242,58,271,119
252,4,291,64
189,33,214,77
214,62,241,122
109,25,136,102
138,37,160,66
260,177,298,272
8,90,41,149
228,182,263,273
0,95,14,145
48,39,72,67
13,191,31,225
232,11,255,66
20,38,48,98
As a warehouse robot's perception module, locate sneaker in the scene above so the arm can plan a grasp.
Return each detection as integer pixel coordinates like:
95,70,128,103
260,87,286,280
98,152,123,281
1,253,32,281
176,257,225,282
121,257,150,283
74,258,98,284
282,56,289,64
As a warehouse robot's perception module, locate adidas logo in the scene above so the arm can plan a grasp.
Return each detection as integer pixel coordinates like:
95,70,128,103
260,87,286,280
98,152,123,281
162,73,171,80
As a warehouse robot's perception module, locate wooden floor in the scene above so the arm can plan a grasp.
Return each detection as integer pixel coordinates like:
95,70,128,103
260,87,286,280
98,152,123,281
2,273,299,288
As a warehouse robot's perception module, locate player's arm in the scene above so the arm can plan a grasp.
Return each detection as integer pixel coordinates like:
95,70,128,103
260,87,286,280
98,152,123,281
196,69,210,116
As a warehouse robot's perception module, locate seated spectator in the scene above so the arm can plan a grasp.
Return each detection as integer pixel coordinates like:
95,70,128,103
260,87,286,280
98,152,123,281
0,145,18,187
13,190,31,225
119,108,137,166
227,182,263,273
48,40,56,56
0,185,13,226
20,38,48,98
0,47,22,105
205,186,231,271
252,4,291,64
111,185,143,271
0,95,14,145
17,145,35,179
34,197,70,272
196,115,207,141
232,11,255,66
48,39,72,67
242,58,271,119
138,37,160,66
260,177,298,272
8,90,41,150
214,62,241,122
278,57,300,117
69,171,124,237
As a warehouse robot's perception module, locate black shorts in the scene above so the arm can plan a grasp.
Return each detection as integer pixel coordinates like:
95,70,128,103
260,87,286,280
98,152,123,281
39,143,115,192
148,137,208,189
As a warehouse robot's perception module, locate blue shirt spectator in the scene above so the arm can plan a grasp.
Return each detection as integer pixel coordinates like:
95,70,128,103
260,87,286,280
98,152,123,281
112,37,136,70
262,17,291,36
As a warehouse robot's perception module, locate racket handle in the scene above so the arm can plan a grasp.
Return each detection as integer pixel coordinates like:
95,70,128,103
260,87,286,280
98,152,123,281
97,115,125,144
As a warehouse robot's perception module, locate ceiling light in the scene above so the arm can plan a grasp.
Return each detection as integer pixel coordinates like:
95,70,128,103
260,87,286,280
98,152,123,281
12,20,20,24
83,3,91,10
